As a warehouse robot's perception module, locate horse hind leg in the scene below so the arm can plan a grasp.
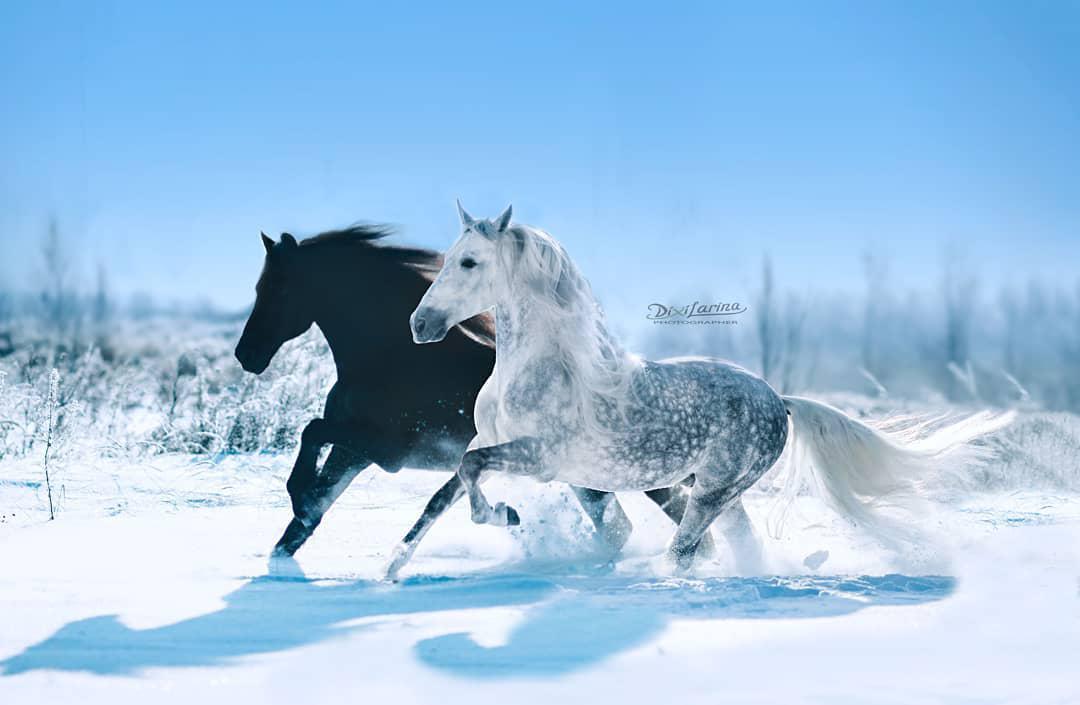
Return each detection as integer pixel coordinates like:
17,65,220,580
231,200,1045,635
274,442,368,557
644,476,717,556
667,478,743,571
570,487,633,552
713,497,764,575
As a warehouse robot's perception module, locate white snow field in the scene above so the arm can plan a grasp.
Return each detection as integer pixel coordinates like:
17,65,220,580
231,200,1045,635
2,426,1079,705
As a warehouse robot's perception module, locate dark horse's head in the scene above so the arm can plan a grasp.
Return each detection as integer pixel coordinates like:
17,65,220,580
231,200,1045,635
234,232,313,374
235,224,494,375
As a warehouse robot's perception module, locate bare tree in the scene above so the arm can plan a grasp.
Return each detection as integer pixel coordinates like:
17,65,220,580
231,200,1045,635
778,292,807,393
39,218,76,338
92,262,110,328
756,255,779,383
942,249,978,400
0,287,12,358
1069,280,1080,409
754,257,810,393
0,286,11,329
861,251,890,382
999,285,1022,380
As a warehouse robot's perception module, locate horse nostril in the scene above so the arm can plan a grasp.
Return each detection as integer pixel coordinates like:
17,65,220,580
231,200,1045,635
414,317,427,335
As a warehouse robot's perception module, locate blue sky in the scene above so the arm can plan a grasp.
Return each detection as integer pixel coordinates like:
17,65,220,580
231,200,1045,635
1,1,1077,319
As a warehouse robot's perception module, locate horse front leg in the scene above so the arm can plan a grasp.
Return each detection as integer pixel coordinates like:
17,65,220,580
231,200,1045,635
458,436,544,528
274,442,369,557
275,418,366,557
384,473,466,580
284,418,332,525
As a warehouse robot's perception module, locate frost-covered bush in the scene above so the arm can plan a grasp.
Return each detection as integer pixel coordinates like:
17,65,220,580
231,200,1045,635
976,413,1080,492
0,317,334,462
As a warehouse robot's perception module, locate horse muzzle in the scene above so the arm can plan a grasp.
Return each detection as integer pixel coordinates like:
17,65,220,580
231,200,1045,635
410,308,449,344
234,344,271,374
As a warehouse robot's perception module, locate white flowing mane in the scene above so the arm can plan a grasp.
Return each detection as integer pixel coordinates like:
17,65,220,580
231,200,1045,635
495,223,640,431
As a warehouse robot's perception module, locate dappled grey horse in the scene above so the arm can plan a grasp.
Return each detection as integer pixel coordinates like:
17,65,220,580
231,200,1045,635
402,203,1011,573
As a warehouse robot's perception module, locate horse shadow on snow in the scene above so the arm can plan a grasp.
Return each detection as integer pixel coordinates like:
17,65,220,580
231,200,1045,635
1,560,953,679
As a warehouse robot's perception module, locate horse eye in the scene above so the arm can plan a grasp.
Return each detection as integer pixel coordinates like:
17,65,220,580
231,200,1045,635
461,257,478,269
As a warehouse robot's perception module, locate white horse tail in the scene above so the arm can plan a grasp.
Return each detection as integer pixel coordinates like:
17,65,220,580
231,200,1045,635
771,395,1014,544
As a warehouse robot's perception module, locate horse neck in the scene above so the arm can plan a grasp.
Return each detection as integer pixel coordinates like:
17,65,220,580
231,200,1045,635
493,295,584,368
493,299,537,360
299,246,423,381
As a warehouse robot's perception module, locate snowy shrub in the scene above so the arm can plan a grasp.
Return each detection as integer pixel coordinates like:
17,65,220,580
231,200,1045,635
0,318,333,462
976,413,1080,492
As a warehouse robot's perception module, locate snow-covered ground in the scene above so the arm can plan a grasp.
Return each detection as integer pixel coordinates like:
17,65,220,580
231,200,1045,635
2,441,1079,704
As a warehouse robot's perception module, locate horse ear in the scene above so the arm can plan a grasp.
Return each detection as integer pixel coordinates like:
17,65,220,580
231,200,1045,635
280,233,298,249
493,204,512,234
456,199,476,227
261,231,275,254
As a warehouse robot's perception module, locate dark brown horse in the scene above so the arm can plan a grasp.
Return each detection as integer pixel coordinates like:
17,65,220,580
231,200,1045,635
234,225,702,575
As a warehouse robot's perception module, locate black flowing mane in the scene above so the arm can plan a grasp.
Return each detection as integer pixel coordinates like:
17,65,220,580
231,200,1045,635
299,223,437,270
297,223,493,346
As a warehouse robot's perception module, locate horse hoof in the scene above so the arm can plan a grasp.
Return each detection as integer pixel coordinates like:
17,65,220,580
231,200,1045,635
383,543,411,582
666,546,697,573
490,502,520,527
273,518,313,557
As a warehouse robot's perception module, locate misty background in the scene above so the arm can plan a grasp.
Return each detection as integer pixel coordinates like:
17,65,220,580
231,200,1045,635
1,0,1078,424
